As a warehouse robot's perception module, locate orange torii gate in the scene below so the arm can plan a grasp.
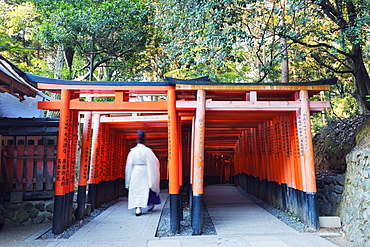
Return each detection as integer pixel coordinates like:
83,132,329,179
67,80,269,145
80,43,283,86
28,73,335,235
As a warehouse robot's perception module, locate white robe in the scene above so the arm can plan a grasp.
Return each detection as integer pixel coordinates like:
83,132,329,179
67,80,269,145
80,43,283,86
125,143,160,209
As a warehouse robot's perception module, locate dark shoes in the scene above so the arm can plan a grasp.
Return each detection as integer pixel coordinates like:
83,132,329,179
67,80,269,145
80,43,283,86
135,207,142,216
135,205,154,216
147,204,154,211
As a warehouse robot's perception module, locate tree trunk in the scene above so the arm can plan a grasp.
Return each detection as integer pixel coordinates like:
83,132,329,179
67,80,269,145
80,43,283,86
280,0,289,83
47,46,64,118
54,46,64,79
351,44,370,113
64,46,75,79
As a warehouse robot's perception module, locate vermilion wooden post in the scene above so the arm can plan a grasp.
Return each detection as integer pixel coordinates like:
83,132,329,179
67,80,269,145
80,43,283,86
192,89,206,235
291,113,300,190
87,113,101,210
53,89,70,234
298,90,319,229
242,130,248,176
66,110,78,228
252,128,258,178
234,140,239,179
268,121,274,182
272,118,279,184
178,117,183,188
101,125,109,204
111,130,118,199
258,125,263,179
178,117,184,220
76,111,92,220
278,117,285,184
293,114,304,191
236,139,241,177
298,90,316,193
119,133,126,197
190,117,195,187
245,130,251,176
167,88,180,234
286,114,295,189
240,132,245,175
262,124,268,179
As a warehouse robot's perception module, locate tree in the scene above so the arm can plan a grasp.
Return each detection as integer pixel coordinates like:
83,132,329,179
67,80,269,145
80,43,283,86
0,0,50,75
154,0,308,83
279,0,370,112
154,0,256,82
33,0,152,80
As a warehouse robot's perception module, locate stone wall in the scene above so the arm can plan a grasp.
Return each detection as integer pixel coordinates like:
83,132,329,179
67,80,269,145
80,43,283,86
338,148,370,247
316,174,345,216
0,201,54,228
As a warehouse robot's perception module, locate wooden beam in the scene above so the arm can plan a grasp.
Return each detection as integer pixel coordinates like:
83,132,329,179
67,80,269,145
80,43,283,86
177,100,330,111
39,100,168,111
176,84,330,91
39,99,330,112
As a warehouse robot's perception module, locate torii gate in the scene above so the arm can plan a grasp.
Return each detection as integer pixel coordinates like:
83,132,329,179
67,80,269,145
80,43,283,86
28,73,335,235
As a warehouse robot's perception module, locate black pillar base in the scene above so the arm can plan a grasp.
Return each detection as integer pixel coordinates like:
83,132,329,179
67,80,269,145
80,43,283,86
67,191,74,227
307,192,319,230
179,186,183,220
192,194,203,235
52,194,65,234
170,194,180,234
76,185,87,220
87,183,97,210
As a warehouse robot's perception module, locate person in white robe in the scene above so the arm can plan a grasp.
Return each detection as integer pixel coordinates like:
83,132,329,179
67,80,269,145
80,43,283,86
125,130,160,216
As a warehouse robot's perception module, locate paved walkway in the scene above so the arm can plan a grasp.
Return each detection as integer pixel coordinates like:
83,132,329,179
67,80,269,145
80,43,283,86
35,185,337,246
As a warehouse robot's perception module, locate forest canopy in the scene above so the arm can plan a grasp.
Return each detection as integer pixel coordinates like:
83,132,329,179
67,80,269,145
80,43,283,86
0,0,369,122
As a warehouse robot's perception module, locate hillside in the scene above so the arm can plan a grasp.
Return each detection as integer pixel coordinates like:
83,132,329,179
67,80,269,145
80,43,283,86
313,114,370,174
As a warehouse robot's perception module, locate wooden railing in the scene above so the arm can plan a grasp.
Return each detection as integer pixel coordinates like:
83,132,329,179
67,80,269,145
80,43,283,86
0,136,57,193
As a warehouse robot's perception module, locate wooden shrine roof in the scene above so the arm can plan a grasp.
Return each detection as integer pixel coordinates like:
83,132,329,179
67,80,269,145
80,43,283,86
0,55,41,100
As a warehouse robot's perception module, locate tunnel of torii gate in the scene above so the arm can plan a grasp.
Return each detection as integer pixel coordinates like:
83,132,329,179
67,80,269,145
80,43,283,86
29,73,336,235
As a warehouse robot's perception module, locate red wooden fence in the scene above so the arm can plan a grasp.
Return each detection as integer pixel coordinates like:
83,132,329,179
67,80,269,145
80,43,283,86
0,136,57,192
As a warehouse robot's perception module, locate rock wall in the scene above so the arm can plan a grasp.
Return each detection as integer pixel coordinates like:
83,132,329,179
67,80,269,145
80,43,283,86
316,174,345,216
0,201,54,228
337,120,370,246
313,114,370,173
338,148,370,246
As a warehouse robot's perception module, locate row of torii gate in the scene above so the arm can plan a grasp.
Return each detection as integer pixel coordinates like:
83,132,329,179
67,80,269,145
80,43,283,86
28,73,336,235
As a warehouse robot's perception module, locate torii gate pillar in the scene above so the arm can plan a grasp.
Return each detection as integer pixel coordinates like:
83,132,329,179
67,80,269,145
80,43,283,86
192,89,206,235
168,89,180,234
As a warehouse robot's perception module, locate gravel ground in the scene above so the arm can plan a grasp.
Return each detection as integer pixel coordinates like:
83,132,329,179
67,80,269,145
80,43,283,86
38,199,120,240
156,196,216,237
235,186,311,232
156,185,312,237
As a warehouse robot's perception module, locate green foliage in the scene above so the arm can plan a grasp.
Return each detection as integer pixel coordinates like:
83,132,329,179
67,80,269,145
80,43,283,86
0,0,52,75
31,0,152,80
154,0,258,82
154,0,370,87
1,0,369,119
